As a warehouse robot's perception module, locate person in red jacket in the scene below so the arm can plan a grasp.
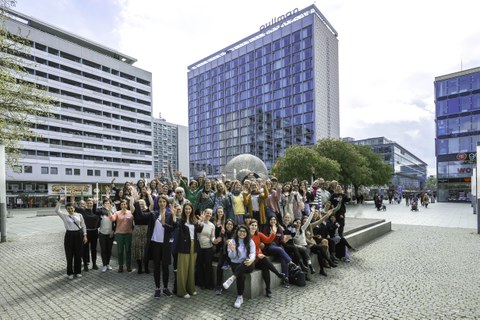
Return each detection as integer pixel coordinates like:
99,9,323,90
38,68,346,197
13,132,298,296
249,219,288,297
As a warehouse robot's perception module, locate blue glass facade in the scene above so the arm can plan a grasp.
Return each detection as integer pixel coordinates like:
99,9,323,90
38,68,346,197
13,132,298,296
187,5,339,177
435,67,480,202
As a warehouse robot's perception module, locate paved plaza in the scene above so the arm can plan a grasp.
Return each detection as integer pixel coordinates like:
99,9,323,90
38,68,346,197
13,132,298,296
0,201,479,319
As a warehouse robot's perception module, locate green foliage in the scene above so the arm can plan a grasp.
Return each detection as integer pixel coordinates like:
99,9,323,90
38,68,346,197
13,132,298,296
353,144,393,186
426,175,436,190
314,139,371,186
0,1,54,167
272,139,395,189
271,145,340,183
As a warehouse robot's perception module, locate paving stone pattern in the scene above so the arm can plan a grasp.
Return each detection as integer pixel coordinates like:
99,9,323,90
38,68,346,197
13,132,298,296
1,221,479,319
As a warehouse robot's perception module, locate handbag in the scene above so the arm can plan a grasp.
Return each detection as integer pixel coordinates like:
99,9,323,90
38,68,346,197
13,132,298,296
288,264,306,287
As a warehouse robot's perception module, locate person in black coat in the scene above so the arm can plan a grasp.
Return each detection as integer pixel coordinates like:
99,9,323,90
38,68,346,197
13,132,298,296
175,203,205,298
329,186,349,237
134,195,176,298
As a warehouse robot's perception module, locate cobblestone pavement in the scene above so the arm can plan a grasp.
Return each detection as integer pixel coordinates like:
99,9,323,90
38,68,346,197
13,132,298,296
1,204,479,319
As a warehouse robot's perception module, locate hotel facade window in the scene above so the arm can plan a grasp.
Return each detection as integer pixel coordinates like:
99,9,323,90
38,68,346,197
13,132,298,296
187,5,339,176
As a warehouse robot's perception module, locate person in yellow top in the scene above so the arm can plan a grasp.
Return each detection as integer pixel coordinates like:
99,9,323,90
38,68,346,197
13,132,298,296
243,181,269,226
231,180,246,225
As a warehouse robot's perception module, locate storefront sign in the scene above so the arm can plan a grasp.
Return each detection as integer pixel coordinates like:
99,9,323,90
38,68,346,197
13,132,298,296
456,152,477,162
48,184,92,196
457,167,473,174
260,8,299,31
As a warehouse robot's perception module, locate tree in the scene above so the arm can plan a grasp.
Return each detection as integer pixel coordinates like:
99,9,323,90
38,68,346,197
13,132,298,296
352,144,393,198
0,1,54,167
426,175,436,191
271,145,340,183
314,139,370,187
353,144,393,186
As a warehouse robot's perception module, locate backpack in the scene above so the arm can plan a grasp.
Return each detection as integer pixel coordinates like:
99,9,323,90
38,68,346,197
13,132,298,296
288,265,306,287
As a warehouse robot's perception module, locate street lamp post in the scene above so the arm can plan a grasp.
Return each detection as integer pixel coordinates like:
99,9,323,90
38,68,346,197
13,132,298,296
1,145,7,242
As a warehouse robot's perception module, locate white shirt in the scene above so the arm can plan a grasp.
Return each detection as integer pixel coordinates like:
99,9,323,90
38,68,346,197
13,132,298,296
55,203,87,235
197,221,215,249
151,218,165,243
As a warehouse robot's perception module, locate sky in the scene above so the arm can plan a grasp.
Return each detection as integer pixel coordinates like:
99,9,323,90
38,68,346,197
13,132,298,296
12,0,480,176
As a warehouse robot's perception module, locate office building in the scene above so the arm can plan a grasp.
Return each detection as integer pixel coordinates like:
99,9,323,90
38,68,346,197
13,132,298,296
187,5,339,176
152,114,189,178
435,67,480,202
350,137,427,190
3,9,153,208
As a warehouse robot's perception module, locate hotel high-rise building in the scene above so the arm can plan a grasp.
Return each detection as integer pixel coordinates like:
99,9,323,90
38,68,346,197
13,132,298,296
435,66,480,202
187,5,339,176
3,9,153,207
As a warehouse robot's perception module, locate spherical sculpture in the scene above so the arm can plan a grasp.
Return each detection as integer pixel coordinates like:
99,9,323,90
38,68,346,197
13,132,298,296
223,154,269,181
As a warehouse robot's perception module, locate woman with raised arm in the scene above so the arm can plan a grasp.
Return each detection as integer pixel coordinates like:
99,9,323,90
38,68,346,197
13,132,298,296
134,195,176,297
196,208,216,290
215,218,235,295
108,199,134,273
55,196,88,279
175,203,205,298
221,224,256,308
249,219,288,297
130,198,149,275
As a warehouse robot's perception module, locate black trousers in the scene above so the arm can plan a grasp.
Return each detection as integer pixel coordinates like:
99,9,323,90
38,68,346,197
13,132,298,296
151,241,170,289
310,244,328,269
83,229,99,265
216,251,231,288
64,230,83,275
98,233,114,266
283,242,302,264
230,262,254,295
255,257,283,292
197,247,214,289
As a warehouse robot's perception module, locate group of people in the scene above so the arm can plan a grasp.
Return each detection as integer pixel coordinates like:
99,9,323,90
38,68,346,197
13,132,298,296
56,167,357,309
374,192,432,212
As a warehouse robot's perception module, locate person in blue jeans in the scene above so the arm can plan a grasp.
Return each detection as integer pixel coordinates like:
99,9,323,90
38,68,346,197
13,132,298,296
261,215,298,287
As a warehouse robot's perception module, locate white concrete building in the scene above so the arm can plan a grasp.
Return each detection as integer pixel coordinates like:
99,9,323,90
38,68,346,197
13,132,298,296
152,115,189,179
3,9,153,207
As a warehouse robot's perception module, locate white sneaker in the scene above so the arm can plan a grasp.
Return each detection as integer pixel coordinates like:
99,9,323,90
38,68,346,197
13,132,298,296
192,291,197,296
67,275,74,280
101,266,108,273
75,274,82,278
234,295,243,308
107,265,113,270
183,294,191,299
223,276,235,290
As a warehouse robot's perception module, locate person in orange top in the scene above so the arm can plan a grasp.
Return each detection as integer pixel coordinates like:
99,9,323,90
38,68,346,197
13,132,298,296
248,219,288,297
243,181,269,226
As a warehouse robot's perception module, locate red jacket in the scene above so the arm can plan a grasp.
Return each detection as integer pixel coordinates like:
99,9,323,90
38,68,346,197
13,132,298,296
251,231,275,257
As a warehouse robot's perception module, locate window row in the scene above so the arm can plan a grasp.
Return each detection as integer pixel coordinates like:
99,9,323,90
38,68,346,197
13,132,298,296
31,41,151,85
34,123,152,140
20,149,152,165
435,73,480,98
24,67,152,107
189,49,313,93
190,26,312,82
436,94,480,116
436,136,480,155
437,114,480,136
